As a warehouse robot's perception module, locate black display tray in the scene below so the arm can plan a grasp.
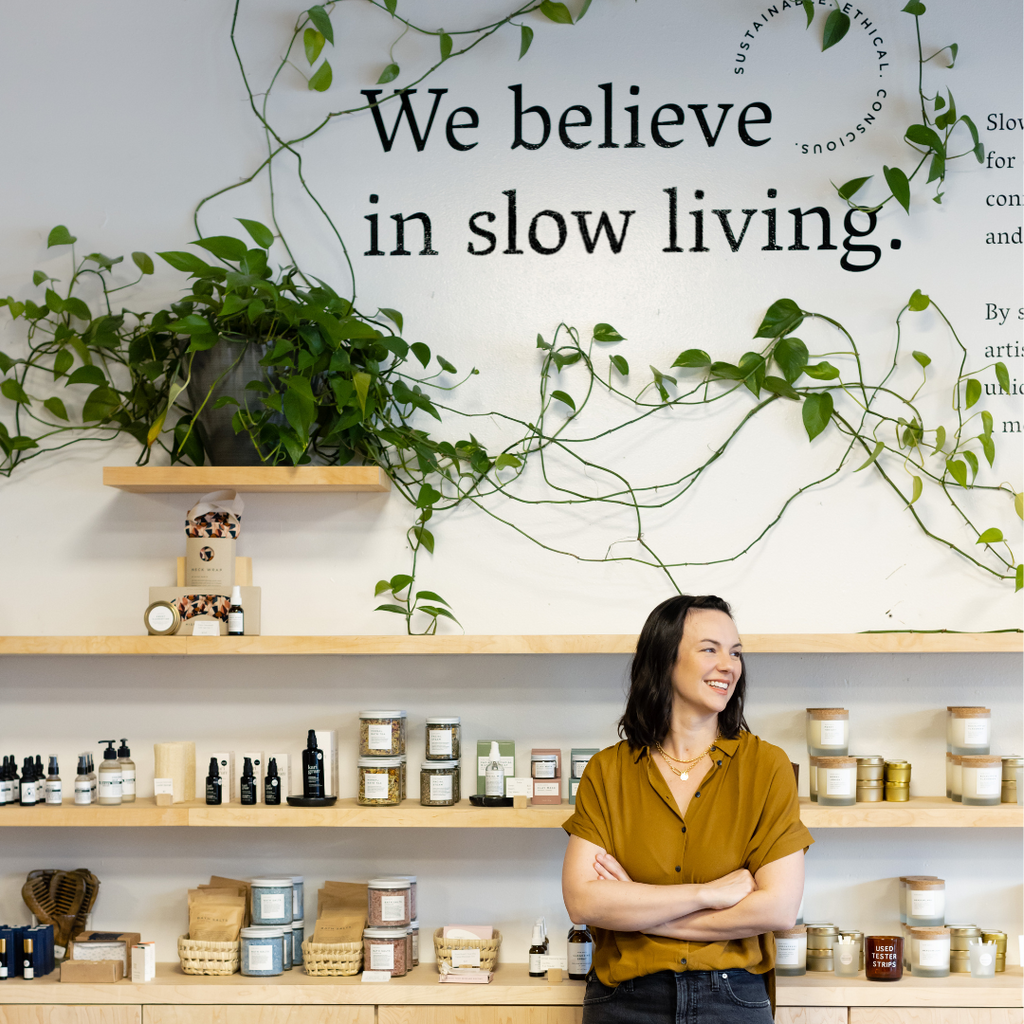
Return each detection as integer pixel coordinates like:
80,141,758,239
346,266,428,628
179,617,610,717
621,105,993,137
468,794,514,807
286,795,338,807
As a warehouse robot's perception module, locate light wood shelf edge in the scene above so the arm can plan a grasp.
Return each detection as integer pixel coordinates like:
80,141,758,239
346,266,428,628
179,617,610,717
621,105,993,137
0,633,1020,656
102,466,391,493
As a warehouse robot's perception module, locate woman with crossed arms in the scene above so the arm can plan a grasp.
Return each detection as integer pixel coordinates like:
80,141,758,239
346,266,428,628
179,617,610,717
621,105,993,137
562,595,813,1023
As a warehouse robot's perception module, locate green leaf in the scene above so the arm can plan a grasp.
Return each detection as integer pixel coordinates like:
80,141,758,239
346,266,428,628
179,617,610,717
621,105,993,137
801,392,833,441
837,175,871,200
384,0,397,13
551,390,576,412
377,63,400,84
902,0,926,13
519,24,534,59
963,450,978,480
980,434,995,467
737,352,765,396
168,314,214,335
912,350,931,368
439,32,453,60
755,298,804,339
908,289,930,311
192,235,248,262
84,252,123,271
803,361,840,380
539,0,573,23
934,94,945,111
933,425,946,452
1016,565,1023,592
960,114,982,162
437,356,457,374
946,457,968,487
965,378,981,408
977,528,1003,545
45,288,65,314
412,524,435,553
536,334,551,350
236,218,275,249
43,396,68,421
47,225,77,248
4,299,24,320
672,348,711,369
351,371,372,415
609,354,629,378
593,322,624,342
909,475,923,504
64,297,91,321
415,590,449,605
854,439,885,471
577,0,593,18
927,152,945,183
495,453,522,470
389,574,414,593
158,250,214,275
379,307,404,333
7,435,38,451
1015,492,1023,520
905,123,943,152
283,376,315,440
946,42,958,67
82,385,121,423
1,378,29,404
410,342,430,367
981,410,993,437
132,249,153,274
772,336,809,383
709,361,744,381
220,293,250,317
32,270,49,286
822,9,850,49
53,349,73,378
883,165,911,214
762,375,801,400
309,60,333,92
307,4,334,44
995,361,1010,394
376,604,409,616
304,27,325,64
374,579,393,597
65,365,107,387
802,0,814,26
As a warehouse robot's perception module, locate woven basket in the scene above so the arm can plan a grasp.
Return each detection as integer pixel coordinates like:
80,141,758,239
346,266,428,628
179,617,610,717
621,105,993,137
433,928,501,971
301,939,363,976
178,935,240,976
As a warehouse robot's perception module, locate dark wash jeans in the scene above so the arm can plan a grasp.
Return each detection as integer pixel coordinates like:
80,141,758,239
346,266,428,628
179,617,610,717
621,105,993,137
582,969,773,1024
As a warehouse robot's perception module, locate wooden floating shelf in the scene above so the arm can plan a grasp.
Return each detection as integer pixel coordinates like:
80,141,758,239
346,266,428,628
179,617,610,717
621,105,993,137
0,632,1020,656
102,465,391,493
0,963,1018,1009
1,796,1018,828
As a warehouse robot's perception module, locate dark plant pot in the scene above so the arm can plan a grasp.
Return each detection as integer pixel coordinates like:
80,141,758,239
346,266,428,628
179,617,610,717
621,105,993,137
185,338,273,466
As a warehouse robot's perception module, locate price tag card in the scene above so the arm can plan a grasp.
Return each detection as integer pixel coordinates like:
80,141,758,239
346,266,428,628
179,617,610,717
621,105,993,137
451,948,481,968
505,777,533,797
361,971,392,983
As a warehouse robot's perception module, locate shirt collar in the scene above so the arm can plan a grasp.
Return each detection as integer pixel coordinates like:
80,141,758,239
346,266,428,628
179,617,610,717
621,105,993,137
633,733,741,763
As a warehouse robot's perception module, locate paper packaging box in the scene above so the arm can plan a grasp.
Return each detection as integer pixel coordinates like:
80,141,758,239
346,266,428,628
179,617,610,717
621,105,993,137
185,536,236,590
153,742,195,802
211,751,235,802
238,751,265,804
61,959,124,983
69,930,142,975
131,945,146,983
476,740,516,795
314,730,338,797
148,587,261,636
270,752,292,797
531,748,562,804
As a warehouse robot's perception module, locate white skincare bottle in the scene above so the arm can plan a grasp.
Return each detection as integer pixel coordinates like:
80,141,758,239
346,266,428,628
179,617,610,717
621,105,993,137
74,756,91,805
97,740,123,806
117,739,136,802
484,741,506,798
45,757,62,805
227,586,244,636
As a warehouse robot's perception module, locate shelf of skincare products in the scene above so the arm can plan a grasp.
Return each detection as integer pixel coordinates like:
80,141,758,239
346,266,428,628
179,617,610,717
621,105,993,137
1,796,1020,828
0,963,1018,1008
0,632,1020,656
102,466,391,493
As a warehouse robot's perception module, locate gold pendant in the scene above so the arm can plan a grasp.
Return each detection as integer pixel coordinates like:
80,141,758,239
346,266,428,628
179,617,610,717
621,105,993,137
680,771,689,780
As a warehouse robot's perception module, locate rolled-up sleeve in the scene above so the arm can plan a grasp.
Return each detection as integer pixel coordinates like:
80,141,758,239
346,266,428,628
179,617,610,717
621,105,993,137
744,746,814,875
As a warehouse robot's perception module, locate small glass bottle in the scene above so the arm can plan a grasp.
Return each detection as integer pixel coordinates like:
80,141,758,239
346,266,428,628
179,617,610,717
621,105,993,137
528,923,546,977
240,757,257,805
228,585,244,636
74,756,91,805
19,758,38,806
22,938,34,980
567,924,593,980
865,935,903,981
97,740,122,806
45,757,62,805
484,741,505,798
205,757,223,805
264,758,282,805
117,740,136,803
0,936,7,979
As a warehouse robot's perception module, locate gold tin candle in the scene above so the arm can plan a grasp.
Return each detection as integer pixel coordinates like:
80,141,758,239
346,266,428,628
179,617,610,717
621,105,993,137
961,754,1002,806
857,779,884,802
948,707,991,755
884,781,910,802
950,754,963,802
908,926,950,977
982,930,1007,955
806,708,850,756
906,878,945,927
1001,756,1022,803
817,756,857,806
949,925,982,950
884,759,912,783
806,951,834,972
807,924,839,950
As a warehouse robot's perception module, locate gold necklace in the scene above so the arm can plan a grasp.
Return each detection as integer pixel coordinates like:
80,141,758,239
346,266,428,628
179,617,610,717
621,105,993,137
655,739,717,781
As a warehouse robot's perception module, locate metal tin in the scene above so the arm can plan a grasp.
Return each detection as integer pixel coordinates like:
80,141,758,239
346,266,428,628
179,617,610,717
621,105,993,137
856,756,885,781
807,925,839,949
884,759,912,783
857,783,884,802
806,953,834,972
1001,756,1023,780
982,931,1007,953
884,782,910,801
144,600,181,636
949,926,982,950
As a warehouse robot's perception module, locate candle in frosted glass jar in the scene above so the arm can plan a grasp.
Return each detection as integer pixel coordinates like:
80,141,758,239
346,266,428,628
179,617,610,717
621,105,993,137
899,876,938,924
808,757,820,802
806,708,849,756
908,926,950,977
960,755,1002,806
945,753,954,799
905,878,945,927
816,756,857,806
948,707,990,755
950,755,963,802
774,926,807,976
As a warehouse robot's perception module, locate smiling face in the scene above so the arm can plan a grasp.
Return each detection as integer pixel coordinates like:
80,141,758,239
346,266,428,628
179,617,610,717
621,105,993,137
670,608,743,720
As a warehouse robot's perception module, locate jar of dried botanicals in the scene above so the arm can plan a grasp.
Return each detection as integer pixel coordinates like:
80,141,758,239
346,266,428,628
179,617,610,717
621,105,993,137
357,756,403,805
359,710,407,757
420,760,460,806
425,717,461,760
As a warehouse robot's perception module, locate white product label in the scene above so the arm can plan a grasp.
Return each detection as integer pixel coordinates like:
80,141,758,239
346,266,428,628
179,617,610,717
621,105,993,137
979,952,993,967
825,769,851,796
411,930,418,960
247,944,274,972
963,720,989,744
361,970,392,983
121,769,136,797
478,756,515,777
568,942,593,975
367,724,392,751
975,767,1001,796
917,939,948,968
380,894,407,922
533,761,557,778
819,721,845,745
369,943,395,971
775,938,801,965
838,950,854,965
505,777,533,797
227,611,244,634
147,605,175,631
452,948,481,967
0,965,7,978
363,772,390,799
430,775,453,802
539,954,567,971
192,620,220,636
21,780,37,802
485,766,505,797
74,780,91,804
534,781,560,797
910,891,939,916
529,952,543,974
572,757,592,777
429,730,453,756
46,782,62,804
153,778,174,795
99,775,122,798
571,780,580,797
260,893,287,920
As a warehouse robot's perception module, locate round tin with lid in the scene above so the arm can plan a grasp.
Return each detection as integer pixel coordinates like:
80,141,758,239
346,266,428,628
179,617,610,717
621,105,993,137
948,925,982,950
856,756,885,781
250,877,294,926
806,924,839,949
144,600,181,636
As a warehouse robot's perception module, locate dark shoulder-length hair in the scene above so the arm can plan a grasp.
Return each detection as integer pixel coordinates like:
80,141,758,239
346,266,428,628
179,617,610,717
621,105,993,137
618,594,749,750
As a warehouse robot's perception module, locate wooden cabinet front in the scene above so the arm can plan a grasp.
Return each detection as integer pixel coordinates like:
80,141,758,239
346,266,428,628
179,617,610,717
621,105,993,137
776,1009,849,1024
0,1009,141,1024
144,1010,373,1024
849,1009,1024,1024
379,1008,583,1024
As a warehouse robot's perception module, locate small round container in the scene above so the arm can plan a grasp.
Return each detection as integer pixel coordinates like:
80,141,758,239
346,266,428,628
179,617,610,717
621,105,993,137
865,935,903,981
885,782,910,802
906,878,945,927
856,756,885,781
948,925,982,951
291,876,304,921
948,707,991,755
425,717,461,760
961,754,1002,806
857,780,884,803
571,752,595,778
408,919,419,966
816,756,857,806
144,600,181,636
251,877,294,926
1001,756,1021,803
806,708,849,756
982,930,1007,956
368,878,411,927
241,925,285,976
359,710,407,756
420,760,461,806
908,926,950,977
363,926,409,976
806,951,834,972
358,756,403,805
531,754,558,779
292,920,304,966
281,924,293,970
884,759,911,784
774,926,807,976
807,924,839,953
950,755,963,802
808,756,820,802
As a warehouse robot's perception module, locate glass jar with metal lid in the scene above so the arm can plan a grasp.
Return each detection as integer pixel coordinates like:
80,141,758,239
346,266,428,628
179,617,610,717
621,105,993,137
359,710,407,756
806,708,849,756
948,707,991,755
816,756,857,806
240,926,285,976
531,753,559,779
367,878,411,927
906,877,945,927
425,717,461,760
1001,756,1022,803
420,759,460,806
357,756,403,805
908,926,950,977
774,926,807,976
961,754,1002,806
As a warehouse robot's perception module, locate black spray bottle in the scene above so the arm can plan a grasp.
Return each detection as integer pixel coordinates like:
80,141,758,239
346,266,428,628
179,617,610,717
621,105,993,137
240,757,257,805
303,730,325,799
205,757,223,805
264,757,281,805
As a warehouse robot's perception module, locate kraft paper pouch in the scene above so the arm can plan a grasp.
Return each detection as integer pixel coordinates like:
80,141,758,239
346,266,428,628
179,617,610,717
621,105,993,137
185,491,243,590
189,899,244,942
317,881,367,919
209,876,252,927
313,899,366,944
